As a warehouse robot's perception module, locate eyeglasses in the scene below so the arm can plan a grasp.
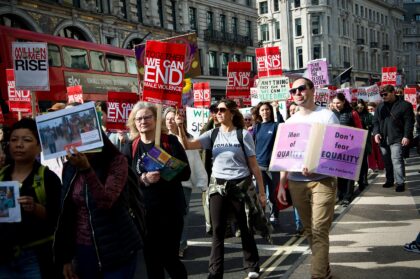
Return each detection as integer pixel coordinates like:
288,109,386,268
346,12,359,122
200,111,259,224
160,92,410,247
289,85,307,95
380,92,388,97
213,107,228,113
135,115,154,122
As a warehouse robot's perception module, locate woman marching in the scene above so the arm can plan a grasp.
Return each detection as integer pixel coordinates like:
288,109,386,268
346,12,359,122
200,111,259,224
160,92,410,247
124,102,191,279
176,99,271,279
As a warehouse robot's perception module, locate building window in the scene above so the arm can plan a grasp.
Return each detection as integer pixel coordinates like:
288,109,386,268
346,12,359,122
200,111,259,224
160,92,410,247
221,53,229,75
189,7,197,30
327,16,330,34
207,11,213,30
275,21,280,40
328,44,331,63
120,0,127,18
296,47,303,68
360,6,364,17
246,0,251,6
232,17,238,36
295,18,302,36
259,1,268,14
260,24,269,41
274,0,279,11
245,55,256,72
233,54,241,62
312,15,320,35
312,0,319,5
137,0,143,23
417,54,420,66
171,0,176,31
313,44,321,59
220,15,226,33
415,14,420,21
246,20,252,38
158,0,164,27
208,51,218,76
294,0,300,8
355,4,358,16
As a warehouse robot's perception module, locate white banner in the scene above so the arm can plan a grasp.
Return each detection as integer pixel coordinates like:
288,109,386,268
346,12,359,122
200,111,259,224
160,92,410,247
12,42,49,91
186,107,210,139
256,76,290,101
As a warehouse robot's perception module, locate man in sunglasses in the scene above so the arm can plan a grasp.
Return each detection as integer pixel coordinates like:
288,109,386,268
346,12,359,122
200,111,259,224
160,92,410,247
372,85,415,192
277,77,339,279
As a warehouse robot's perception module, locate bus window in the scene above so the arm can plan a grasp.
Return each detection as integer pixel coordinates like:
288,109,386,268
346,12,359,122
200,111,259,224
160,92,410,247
90,51,105,71
48,44,61,67
63,46,89,69
105,54,125,73
126,57,137,75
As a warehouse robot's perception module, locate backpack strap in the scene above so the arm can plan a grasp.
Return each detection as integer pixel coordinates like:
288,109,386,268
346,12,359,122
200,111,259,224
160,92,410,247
210,127,219,150
132,137,141,158
236,129,249,168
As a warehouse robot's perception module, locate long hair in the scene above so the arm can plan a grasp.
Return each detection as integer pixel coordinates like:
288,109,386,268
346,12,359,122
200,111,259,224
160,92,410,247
126,102,158,140
333,93,352,111
218,99,245,129
356,99,368,114
253,102,274,124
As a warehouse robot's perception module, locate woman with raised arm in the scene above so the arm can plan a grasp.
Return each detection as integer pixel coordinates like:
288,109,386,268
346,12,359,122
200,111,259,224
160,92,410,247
176,99,270,279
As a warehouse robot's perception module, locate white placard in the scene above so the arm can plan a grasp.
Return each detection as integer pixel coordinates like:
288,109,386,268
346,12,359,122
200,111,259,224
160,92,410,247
36,102,104,160
0,182,21,223
186,107,210,139
12,42,49,91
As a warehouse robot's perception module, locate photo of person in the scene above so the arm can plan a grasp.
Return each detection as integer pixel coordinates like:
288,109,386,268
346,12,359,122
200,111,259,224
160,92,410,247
0,185,18,221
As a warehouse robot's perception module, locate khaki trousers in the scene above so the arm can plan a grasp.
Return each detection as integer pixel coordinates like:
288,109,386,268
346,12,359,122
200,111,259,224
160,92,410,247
289,177,337,278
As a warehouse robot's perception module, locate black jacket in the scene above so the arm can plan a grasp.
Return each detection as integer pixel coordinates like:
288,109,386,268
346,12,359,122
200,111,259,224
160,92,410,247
373,99,415,145
53,155,142,270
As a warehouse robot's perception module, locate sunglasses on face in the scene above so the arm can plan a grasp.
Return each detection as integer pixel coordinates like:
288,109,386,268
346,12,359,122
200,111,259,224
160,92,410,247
289,85,307,95
213,107,228,113
380,92,388,97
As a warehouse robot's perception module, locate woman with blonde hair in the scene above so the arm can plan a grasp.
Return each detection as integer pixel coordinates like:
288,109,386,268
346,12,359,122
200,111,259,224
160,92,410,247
124,102,190,279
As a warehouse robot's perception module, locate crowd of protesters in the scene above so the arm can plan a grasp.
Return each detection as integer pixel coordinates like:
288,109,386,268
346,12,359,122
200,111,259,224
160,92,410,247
0,79,419,279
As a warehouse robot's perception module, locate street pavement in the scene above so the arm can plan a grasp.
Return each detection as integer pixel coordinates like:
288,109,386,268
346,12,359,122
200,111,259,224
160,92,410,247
135,152,420,279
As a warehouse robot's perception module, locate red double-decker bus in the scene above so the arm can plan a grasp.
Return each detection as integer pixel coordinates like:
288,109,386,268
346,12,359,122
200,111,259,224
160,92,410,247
0,25,139,108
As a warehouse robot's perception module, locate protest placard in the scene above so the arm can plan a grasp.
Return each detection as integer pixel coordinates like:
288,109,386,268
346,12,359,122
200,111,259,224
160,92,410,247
12,42,49,91
256,76,290,101
186,107,210,139
0,107,4,124
307,59,329,88
269,123,367,180
6,69,32,113
250,87,260,106
193,82,211,108
226,62,252,99
381,66,397,86
336,88,352,103
36,102,104,160
314,88,331,107
142,40,187,107
107,92,138,132
255,46,282,77
366,84,381,103
67,85,84,104
0,182,21,223
404,88,417,109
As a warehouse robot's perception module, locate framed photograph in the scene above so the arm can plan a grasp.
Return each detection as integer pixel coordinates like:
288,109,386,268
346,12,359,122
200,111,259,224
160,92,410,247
0,181,21,223
35,101,104,160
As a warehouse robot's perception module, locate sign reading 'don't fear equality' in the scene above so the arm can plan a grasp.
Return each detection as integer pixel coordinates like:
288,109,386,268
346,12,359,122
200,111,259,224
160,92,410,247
12,42,49,91
142,40,187,107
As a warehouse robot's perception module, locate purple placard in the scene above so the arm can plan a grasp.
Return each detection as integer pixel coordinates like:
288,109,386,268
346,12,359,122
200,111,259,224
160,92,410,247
316,125,367,180
307,59,329,88
269,123,312,172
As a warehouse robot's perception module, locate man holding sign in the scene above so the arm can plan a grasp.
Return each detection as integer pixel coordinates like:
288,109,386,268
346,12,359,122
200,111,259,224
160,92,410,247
277,77,339,279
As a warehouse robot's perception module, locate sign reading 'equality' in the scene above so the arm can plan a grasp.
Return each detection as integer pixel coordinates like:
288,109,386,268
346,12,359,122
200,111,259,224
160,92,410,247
12,42,49,91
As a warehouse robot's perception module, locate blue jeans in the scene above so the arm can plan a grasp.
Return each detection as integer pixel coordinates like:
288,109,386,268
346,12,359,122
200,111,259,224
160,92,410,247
294,207,303,231
260,168,280,218
380,142,405,185
74,245,137,279
0,249,42,279
180,187,192,250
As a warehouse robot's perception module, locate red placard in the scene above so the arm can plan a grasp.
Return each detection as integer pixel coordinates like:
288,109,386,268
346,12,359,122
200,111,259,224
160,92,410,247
0,106,4,124
404,88,417,109
381,67,397,86
193,82,211,108
142,41,187,108
67,85,84,104
255,47,282,77
107,92,139,132
6,69,32,113
226,62,251,99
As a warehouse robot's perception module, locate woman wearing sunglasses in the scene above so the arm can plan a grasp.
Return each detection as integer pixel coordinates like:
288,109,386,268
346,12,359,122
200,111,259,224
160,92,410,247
176,99,270,279
332,93,363,206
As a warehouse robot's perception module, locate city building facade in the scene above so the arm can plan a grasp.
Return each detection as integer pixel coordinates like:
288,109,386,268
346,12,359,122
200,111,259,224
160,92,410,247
402,0,420,85
0,0,259,98
257,0,406,86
